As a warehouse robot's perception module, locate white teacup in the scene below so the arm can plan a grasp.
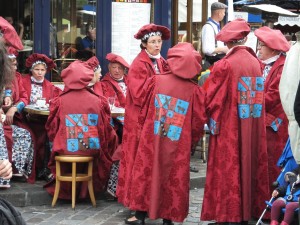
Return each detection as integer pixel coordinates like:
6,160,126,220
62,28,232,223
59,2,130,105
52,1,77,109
36,98,46,107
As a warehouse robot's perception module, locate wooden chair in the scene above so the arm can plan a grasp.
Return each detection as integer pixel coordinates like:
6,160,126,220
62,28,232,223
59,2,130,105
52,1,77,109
51,155,96,209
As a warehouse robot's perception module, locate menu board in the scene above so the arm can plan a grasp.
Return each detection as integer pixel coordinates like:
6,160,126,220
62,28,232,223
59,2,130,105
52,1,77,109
112,2,151,64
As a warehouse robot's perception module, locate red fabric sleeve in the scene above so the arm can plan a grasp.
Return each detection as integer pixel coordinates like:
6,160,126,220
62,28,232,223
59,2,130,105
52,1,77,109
205,60,231,135
191,86,207,144
45,96,61,142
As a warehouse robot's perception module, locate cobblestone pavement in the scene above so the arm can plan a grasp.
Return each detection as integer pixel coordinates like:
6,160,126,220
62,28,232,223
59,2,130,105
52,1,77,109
17,188,206,225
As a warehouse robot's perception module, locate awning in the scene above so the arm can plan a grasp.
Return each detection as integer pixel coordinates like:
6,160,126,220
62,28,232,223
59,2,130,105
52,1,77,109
275,15,300,26
242,4,299,17
234,11,300,27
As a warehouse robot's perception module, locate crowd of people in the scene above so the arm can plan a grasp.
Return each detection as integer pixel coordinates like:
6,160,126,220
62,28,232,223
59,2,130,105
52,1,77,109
0,6,300,225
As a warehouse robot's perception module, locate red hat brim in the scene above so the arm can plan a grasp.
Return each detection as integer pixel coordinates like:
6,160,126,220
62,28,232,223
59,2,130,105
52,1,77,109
254,26,290,52
134,23,170,40
25,53,55,72
0,17,23,50
106,53,130,69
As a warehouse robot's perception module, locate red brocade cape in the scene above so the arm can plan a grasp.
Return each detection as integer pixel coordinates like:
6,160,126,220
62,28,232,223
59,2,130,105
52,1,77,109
45,88,117,199
117,49,169,205
201,46,270,222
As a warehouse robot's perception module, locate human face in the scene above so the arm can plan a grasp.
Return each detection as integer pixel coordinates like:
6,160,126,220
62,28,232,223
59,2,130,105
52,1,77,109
143,36,163,56
89,29,96,41
257,41,277,61
31,64,47,81
10,58,17,71
108,62,125,80
217,9,226,21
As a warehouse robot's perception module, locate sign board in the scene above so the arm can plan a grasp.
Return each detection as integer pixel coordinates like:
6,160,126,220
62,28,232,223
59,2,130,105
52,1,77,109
112,2,151,64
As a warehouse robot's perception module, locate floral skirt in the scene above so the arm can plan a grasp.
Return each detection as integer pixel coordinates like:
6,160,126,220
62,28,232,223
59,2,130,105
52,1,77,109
0,124,34,187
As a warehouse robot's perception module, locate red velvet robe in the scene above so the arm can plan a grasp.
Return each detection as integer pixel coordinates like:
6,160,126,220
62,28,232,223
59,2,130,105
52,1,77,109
201,46,270,222
123,74,206,222
45,88,117,199
21,74,62,172
117,49,169,206
264,55,289,189
101,73,127,108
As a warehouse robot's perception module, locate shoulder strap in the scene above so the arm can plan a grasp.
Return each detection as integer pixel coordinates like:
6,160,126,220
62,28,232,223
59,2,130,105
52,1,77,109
205,22,217,48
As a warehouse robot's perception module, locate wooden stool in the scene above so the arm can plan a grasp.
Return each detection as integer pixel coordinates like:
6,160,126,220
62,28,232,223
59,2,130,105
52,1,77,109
51,155,96,209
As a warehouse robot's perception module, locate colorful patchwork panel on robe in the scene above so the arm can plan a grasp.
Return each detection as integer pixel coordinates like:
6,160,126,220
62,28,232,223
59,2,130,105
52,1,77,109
237,77,264,119
270,118,283,132
65,114,100,152
154,94,189,141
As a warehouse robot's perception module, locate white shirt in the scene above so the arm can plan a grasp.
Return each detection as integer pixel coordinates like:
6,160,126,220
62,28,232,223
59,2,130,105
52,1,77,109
201,20,225,56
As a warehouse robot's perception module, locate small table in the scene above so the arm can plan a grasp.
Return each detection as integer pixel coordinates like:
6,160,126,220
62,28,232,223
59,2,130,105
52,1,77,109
24,105,50,116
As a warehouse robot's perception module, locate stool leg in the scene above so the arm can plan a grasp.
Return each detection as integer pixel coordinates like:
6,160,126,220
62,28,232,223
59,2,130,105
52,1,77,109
202,133,207,163
52,161,60,207
87,161,96,207
72,162,76,209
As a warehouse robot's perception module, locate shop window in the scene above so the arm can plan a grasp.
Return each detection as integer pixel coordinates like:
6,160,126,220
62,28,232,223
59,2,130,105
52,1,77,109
51,0,97,81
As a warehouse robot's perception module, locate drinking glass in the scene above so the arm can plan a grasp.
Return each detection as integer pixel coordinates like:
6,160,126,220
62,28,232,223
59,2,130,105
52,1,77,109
108,97,116,111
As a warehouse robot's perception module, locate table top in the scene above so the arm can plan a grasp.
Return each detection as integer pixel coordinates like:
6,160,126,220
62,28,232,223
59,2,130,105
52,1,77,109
24,105,125,117
24,105,50,116
111,107,125,118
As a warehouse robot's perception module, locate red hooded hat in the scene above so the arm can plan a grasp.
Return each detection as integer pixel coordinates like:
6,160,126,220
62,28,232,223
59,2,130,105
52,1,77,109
134,23,170,41
0,16,23,50
254,26,290,52
85,56,100,72
25,53,55,72
61,60,95,90
167,42,202,79
216,18,250,43
106,53,130,69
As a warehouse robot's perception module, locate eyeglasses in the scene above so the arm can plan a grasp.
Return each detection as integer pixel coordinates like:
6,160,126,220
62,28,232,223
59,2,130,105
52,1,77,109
147,40,163,45
257,42,266,48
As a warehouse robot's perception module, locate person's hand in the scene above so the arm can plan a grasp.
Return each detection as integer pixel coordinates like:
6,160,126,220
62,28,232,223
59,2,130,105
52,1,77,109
272,189,279,198
0,160,12,180
3,97,12,107
4,106,17,125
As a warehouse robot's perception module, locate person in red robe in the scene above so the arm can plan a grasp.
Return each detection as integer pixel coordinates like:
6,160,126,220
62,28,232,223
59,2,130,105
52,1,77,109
21,53,62,182
0,17,27,187
254,27,290,194
100,53,130,199
2,47,34,183
121,43,206,225
201,19,270,223
101,53,130,108
45,56,117,200
117,24,171,218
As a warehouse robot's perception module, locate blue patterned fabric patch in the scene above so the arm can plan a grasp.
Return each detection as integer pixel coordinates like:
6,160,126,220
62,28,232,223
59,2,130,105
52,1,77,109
65,114,100,152
154,94,189,141
209,118,219,135
238,77,264,119
4,89,12,97
270,118,283,132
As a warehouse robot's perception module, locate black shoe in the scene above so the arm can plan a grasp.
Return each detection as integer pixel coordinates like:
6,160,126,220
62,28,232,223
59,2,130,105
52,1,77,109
162,219,174,225
124,217,145,225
